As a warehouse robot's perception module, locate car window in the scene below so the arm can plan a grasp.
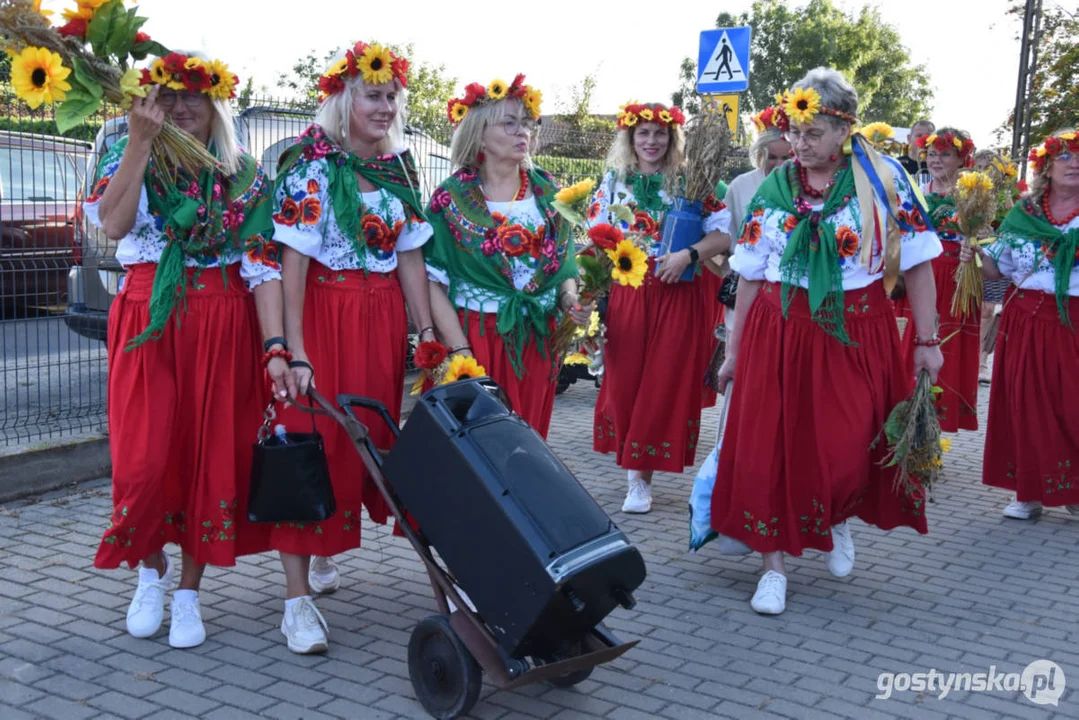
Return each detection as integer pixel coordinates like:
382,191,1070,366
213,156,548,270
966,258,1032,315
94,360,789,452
0,148,78,201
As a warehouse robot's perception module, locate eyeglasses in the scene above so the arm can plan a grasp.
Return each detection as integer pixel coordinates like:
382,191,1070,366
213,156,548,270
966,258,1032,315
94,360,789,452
498,117,537,136
783,129,827,146
1056,152,1077,164
157,91,206,109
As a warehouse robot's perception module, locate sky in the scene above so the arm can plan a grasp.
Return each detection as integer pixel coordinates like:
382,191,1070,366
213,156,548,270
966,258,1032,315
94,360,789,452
42,0,1029,149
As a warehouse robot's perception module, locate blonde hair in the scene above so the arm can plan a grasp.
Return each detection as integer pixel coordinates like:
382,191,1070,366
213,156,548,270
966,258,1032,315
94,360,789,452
1028,126,1077,200
603,119,686,187
172,50,240,175
750,128,786,170
313,69,408,155
449,97,534,171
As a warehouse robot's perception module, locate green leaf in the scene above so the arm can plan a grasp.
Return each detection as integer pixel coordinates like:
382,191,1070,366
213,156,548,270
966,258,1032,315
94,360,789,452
608,203,635,225
72,59,103,100
55,89,102,134
131,40,169,62
551,199,584,227
85,0,126,57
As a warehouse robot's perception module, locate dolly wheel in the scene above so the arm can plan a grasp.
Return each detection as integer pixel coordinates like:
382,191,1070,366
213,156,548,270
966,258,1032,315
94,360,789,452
542,640,594,688
407,615,482,719
547,665,593,688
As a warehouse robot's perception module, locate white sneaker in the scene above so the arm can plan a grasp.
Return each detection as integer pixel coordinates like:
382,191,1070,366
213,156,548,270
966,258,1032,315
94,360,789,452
308,556,340,595
168,591,206,649
281,596,329,654
1003,499,1043,520
126,552,174,638
751,571,787,615
622,475,652,514
827,522,855,578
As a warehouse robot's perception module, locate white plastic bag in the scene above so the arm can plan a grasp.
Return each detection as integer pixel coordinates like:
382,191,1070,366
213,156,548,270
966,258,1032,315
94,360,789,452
688,381,752,555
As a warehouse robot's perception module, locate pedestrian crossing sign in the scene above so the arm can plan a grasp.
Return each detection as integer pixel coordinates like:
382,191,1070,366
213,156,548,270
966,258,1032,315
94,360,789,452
697,27,751,94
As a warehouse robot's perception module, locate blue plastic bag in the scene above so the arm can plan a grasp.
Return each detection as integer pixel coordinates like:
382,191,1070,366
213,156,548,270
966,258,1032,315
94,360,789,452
688,382,752,555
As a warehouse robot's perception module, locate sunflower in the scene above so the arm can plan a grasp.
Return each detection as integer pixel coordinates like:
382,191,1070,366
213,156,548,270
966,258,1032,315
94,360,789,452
621,112,638,128
858,121,894,143
11,47,71,110
606,240,648,289
554,178,596,205
31,0,53,19
523,88,542,118
487,79,508,100
658,109,673,125
563,352,591,366
61,3,94,21
206,60,238,101
784,87,822,126
442,355,487,384
939,437,952,453
358,43,395,86
149,58,172,85
639,108,654,122
450,102,469,123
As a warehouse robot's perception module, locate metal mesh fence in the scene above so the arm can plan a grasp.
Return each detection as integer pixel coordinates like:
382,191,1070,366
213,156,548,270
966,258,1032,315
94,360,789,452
0,88,735,448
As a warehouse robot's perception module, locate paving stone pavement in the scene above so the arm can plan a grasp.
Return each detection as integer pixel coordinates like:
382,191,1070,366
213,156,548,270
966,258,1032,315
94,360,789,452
1,380,1076,720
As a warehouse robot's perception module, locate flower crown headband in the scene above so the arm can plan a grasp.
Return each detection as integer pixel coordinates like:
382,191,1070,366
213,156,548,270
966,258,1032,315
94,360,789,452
617,102,685,130
1028,131,1079,173
916,132,976,165
317,41,409,102
446,74,541,124
750,106,782,133
141,53,238,101
770,86,859,132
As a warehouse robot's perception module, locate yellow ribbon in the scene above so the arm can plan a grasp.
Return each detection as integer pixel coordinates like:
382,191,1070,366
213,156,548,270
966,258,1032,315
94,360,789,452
852,134,902,295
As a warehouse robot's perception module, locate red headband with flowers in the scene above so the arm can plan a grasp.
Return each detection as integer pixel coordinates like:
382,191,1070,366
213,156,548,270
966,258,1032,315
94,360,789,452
141,53,238,101
446,74,541,124
751,106,781,133
1028,131,1079,173
915,132,975,166
617,102,685,130
317,41,409,102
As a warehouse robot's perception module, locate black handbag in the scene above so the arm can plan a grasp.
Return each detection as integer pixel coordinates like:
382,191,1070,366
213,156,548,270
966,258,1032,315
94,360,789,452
248,396,336,524
717,271,739,309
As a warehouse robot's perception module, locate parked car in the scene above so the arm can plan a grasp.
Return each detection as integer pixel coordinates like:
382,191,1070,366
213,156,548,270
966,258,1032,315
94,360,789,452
0,131,91,317
66,107,454,346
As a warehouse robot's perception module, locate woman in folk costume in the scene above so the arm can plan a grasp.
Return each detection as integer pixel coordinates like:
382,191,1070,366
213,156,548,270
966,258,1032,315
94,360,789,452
270,42,434,653
964,129,1079,521
894,128,981,432
586,102,732,514
88,53,287,648
423,75,590,439
711,68,944,615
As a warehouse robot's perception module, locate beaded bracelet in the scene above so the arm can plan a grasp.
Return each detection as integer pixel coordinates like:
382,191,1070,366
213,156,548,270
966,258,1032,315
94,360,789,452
262,348,294,366
913,335,941,347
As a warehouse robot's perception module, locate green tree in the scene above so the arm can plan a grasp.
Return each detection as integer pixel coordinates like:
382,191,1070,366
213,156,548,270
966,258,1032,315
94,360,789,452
672,0,933,126
998,2,1079,145
276,44,456,134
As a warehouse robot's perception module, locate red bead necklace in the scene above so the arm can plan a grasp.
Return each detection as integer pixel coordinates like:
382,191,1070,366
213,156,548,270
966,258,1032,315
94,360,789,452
797,161,834,200
1041,189,1079,226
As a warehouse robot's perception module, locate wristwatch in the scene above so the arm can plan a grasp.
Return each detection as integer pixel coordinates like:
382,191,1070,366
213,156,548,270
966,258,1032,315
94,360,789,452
687,246,700,264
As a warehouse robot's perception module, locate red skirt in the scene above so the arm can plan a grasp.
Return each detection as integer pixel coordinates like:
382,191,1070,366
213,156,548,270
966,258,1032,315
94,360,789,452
711,282,928,555
460,310,558,439
594,263,709,472
983,288,1079,505
895,246,980,432
95,264,270,569
267,264,407,556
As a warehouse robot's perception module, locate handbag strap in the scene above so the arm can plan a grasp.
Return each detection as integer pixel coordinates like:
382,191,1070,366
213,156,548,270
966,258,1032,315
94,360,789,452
257,393,320,442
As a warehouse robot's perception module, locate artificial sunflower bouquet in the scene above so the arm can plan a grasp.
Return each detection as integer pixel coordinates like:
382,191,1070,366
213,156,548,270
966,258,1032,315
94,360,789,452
874,370,948,502
550,219,650,361
409,340,488,396
1,0,218,176
950,170,997,319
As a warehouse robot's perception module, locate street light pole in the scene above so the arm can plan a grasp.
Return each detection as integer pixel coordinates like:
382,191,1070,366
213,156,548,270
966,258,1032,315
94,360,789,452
1011,0,1043,178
